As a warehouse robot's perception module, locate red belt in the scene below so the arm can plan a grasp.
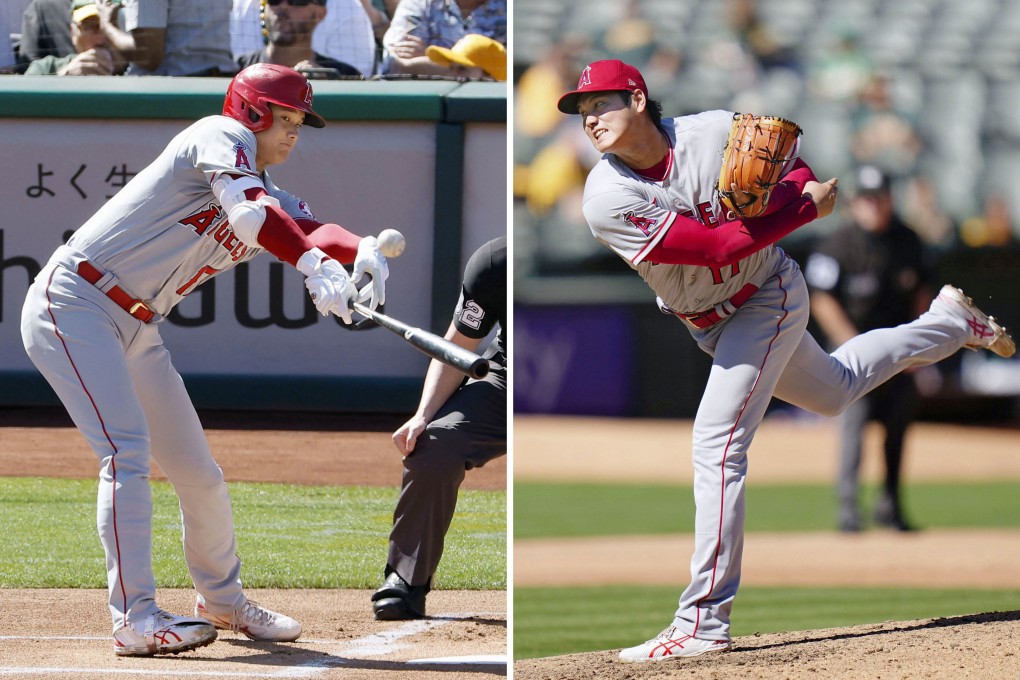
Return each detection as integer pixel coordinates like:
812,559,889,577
676,283,759,329
76,261,156,323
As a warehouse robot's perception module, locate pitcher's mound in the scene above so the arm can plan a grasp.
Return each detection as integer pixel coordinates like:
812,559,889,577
513,611,1020,679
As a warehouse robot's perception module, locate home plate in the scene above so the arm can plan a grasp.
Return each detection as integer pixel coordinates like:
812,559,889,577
406,655,507,665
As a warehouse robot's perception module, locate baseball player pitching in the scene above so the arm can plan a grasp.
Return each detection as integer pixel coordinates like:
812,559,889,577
557,59,1015,662
20,63,393,656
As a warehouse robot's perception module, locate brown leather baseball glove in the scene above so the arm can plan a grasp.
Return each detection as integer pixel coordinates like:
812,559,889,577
718,113,802,218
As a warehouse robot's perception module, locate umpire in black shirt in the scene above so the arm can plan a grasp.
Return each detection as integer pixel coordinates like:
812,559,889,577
372,237,507,619
805,166,933,532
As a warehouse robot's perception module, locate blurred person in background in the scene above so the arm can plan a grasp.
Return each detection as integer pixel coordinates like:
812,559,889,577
19,0,75,64
231,0,376,77
592,0,657,66
728,0,798,74
236,0,361,77
959,193,1018,249
425,33,505,80
360,0,391,43
0,9,15,73
807,23,873,104
381,0,505,77
901,176,957,248
25,0,125,75
850,72,924,179
805,165,934,533
98,0,237,76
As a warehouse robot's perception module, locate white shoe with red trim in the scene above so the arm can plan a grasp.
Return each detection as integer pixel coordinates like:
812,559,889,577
933,285,1015,358
112,609,217,657
195,598,302,642
618,624,731,662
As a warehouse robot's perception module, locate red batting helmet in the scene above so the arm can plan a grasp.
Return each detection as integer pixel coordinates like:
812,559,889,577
223,63,326,132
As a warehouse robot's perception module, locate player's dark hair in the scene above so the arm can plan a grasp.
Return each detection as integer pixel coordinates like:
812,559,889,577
620,91,663,128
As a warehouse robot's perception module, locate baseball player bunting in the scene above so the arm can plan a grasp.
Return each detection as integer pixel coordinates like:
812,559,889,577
558,59,1015,662
20,64,395,656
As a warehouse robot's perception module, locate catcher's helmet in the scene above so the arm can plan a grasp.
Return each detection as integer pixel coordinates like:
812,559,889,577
223,64,326,132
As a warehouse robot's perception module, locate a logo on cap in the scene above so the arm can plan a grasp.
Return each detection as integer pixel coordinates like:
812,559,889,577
577,66,592,89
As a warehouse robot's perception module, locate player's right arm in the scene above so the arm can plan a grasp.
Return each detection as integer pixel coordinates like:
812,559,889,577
804,249,858,346
648,181,836,266
393,323,485,456
205,172,353,321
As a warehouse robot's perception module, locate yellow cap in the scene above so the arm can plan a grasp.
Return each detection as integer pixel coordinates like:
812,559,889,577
426,34,506,82
72,0,99,24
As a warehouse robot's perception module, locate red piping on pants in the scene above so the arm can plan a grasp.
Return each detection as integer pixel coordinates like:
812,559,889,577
44,267,129,627
693,275,789,636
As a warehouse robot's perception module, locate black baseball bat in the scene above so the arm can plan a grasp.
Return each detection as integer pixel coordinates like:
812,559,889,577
351,302,490,380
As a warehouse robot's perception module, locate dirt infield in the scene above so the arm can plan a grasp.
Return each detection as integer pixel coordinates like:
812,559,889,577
513,414,1020,679
0,407,506,678
1,588,506,680
0,407,505,490
514,611,1020,680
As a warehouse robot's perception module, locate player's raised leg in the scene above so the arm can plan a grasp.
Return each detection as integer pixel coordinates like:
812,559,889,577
774,285,1014,415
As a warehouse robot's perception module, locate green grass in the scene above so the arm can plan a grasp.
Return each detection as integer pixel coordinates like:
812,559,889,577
0,476,505,590
514,481,1020,538
514,480,1020,659
513,585,1020,659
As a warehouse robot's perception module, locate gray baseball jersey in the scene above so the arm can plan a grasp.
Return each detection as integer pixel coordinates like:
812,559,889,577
21,114,313,629
68,115,311,316
580,111,984,644
583,110,784,314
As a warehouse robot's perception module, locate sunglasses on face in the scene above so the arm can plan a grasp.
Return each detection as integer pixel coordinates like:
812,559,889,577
266,0,326,6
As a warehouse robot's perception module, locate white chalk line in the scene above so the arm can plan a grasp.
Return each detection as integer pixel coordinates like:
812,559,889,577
0,669,295,678
0,611,506,678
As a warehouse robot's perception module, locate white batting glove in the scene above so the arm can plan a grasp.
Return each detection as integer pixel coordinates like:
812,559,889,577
297,248,356,323
350,236,389,310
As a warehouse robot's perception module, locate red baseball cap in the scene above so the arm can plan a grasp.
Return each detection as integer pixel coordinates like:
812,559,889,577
557,60,649,114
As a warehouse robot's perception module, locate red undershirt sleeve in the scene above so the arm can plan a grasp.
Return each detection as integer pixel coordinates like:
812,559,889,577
647,196,819,267
293,219,361,264
761,158,817,216
240,187,361,266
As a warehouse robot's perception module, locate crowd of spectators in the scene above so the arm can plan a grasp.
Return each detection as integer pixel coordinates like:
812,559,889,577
2,0,506,80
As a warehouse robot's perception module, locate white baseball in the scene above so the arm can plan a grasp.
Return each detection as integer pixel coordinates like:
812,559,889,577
377,229,406,258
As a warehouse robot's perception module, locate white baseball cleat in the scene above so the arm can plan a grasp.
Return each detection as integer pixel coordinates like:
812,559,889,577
112,609,217,657
934,285,1016,358
618,624,731,662
195,598,302,642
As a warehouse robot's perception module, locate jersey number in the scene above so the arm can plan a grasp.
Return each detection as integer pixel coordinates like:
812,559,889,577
460,301,485,330
176,265,221,296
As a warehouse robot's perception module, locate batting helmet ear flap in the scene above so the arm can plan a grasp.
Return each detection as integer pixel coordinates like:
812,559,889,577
245,103,263,127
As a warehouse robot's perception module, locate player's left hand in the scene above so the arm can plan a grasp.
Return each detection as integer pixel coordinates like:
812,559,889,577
351,236,389,310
